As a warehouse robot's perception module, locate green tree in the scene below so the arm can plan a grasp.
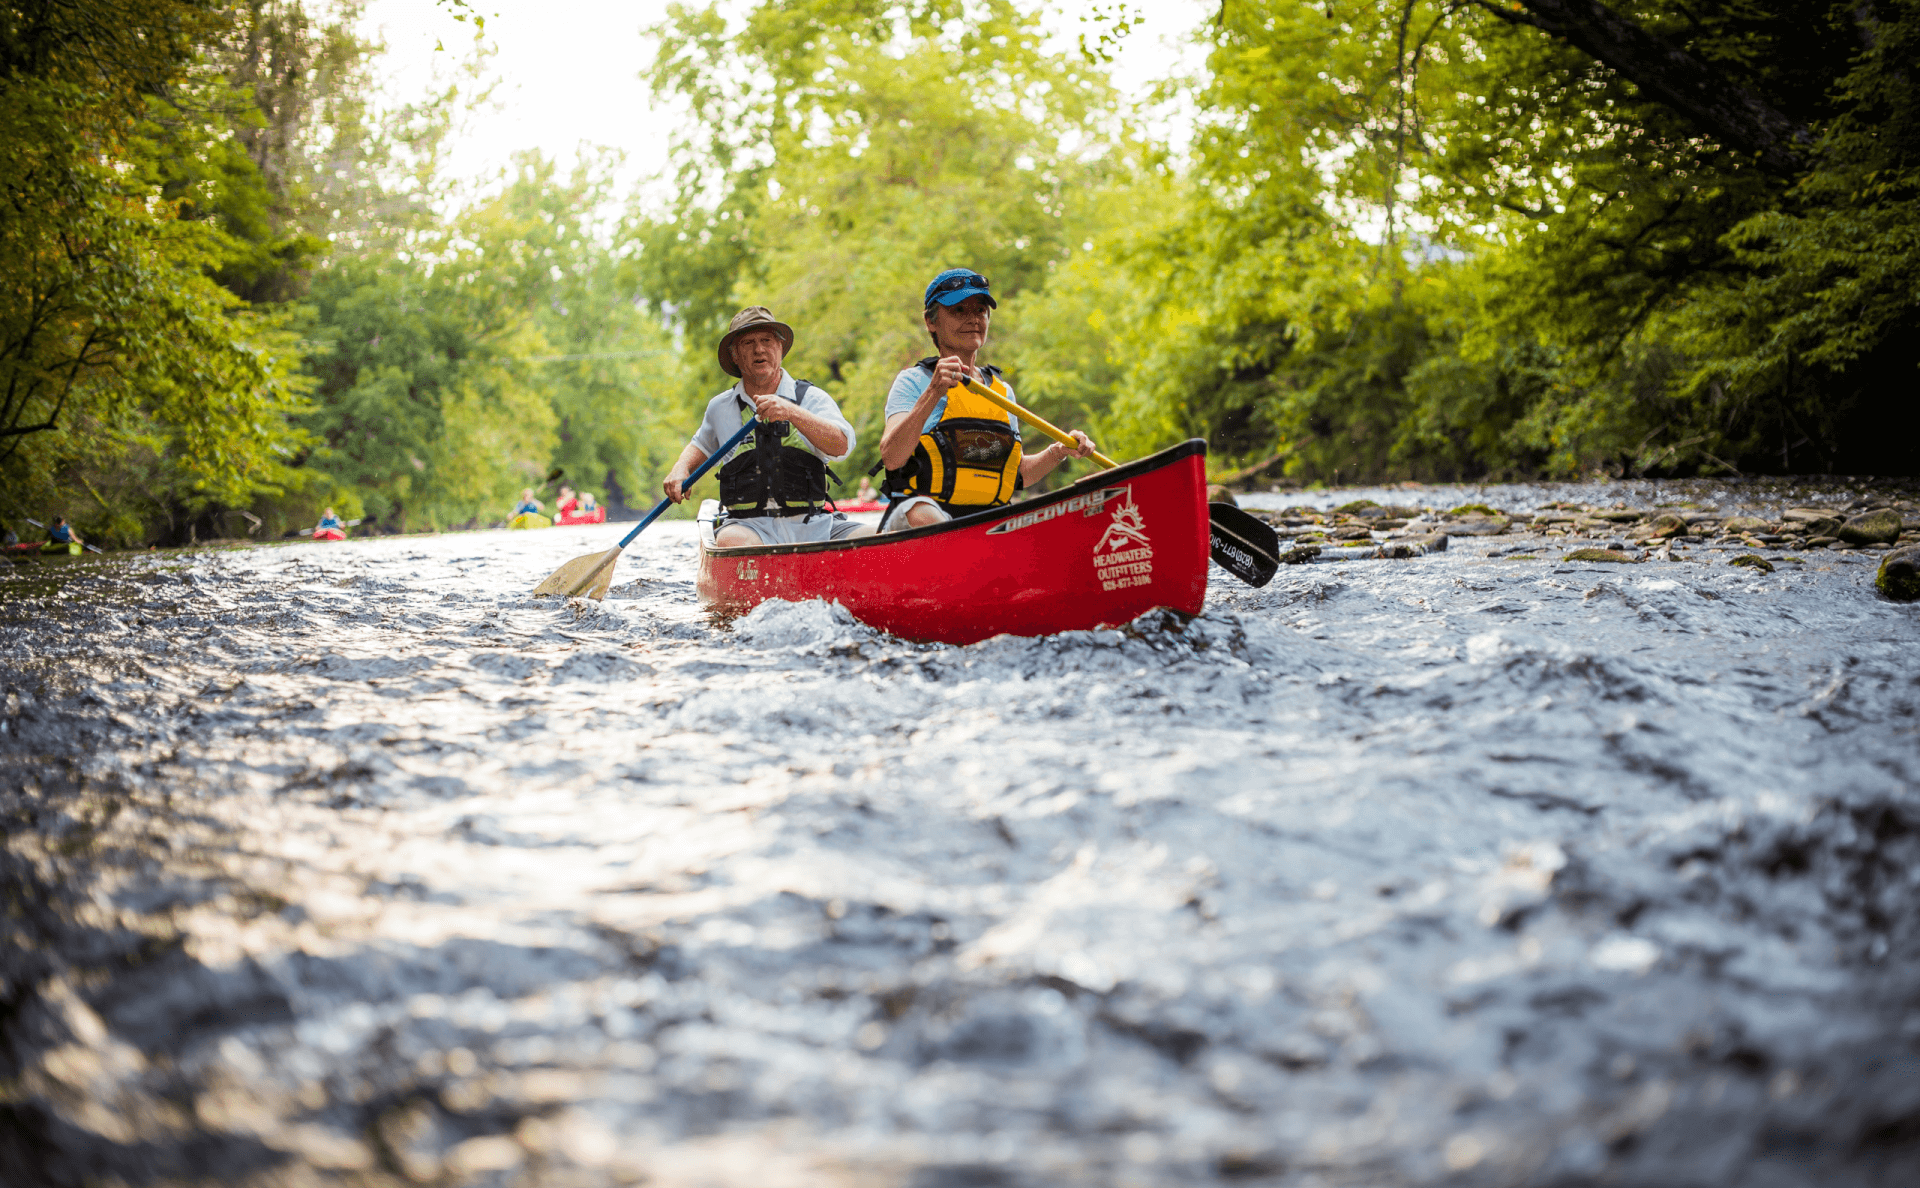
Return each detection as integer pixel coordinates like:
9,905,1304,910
1114,0,1916,481
303,152,692,530
1,0,313,545
635,0,1129,484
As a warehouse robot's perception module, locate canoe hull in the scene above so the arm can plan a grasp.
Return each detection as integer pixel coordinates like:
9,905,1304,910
697,440,1210,645
509,513,552,530
313,528,346,541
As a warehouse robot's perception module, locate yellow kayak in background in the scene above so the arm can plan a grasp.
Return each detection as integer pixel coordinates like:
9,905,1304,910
509,512,552,530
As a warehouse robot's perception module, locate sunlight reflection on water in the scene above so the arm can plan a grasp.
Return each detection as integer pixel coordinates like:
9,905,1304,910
3,482,1918,1186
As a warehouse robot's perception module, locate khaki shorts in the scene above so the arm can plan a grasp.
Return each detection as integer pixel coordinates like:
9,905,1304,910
878,496,952,533
723,512,863,545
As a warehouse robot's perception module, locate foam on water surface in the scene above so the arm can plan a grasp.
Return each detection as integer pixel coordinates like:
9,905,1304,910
2,498,1917,1186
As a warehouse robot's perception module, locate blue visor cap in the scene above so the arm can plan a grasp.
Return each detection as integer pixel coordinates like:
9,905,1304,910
925,269,997,309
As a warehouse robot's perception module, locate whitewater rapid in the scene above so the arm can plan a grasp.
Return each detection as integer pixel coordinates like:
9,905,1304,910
3,479,1917,1187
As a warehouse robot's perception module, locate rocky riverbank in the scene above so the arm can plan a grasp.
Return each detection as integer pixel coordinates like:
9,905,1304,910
1232,488,1920,572
3,477,1918,1187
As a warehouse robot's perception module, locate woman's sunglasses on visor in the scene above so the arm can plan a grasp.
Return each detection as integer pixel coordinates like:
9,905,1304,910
927,274,990,301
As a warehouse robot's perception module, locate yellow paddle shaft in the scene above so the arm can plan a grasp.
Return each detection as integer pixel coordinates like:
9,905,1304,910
959,378,1118,470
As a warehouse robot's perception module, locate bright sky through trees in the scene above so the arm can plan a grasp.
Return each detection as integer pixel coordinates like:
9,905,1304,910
359,0,1211,193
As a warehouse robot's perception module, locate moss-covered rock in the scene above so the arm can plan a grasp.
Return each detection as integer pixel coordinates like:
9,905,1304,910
1648,514,1687,538
1722,515,1769,534
1334,499,1379,513
1729,554,1775,573
1206,485,1238,507
1876,546,1920,601
1279,544,1321,565
1565,548,1638,563
1839,509,1901,545
1802,516,1843,537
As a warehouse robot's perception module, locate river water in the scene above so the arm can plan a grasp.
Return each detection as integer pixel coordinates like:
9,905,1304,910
3,479,1917,1187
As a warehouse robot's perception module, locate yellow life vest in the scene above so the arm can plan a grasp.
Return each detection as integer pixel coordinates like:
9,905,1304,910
887,361,1024,511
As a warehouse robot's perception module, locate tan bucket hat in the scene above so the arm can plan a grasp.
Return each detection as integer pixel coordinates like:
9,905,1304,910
717,306,794,378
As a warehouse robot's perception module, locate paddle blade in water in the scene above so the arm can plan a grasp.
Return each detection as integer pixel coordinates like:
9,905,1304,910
1208,503,1280,588
531,547,623,600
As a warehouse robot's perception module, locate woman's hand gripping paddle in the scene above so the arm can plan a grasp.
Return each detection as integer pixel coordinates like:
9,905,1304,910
532,418,758,600
958,378,1281,588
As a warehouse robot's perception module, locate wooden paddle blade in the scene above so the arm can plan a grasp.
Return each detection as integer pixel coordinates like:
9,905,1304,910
531,547,622,598
1208,503,1281,588
580,553,620,601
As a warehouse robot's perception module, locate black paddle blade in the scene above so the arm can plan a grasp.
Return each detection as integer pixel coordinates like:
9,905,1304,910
545,466,565,484
1208,503,1281,588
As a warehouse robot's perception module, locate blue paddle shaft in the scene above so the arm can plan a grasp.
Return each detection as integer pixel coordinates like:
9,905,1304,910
617,417,759,549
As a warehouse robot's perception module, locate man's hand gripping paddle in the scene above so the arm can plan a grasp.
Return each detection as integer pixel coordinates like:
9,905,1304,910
532,418,758,600
958,379,1280,588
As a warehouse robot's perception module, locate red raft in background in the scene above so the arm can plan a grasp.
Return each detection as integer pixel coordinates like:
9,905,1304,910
313,527,346,541
556,506,607,526
697,440,1210,646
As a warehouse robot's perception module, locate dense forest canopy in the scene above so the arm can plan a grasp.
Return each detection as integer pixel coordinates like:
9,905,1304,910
2,0,1912,546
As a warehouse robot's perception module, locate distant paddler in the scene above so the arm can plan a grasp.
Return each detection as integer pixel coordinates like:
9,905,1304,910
662,306,870,545
509,488,550,530
313,507,347,541
875,269,1096,533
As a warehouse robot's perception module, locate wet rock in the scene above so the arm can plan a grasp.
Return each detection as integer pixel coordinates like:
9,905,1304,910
1722,515,1769,534
1444,518,1509,537
1334,499,1381,515
1564,548,1638,564
1800,517,1843,537
1839,509,1902,545
1378,534,1447,559
1729,554,1775,573
1591,510,1646,523
1876,545,1920,601
1278,544,1321,565
1206,485,1238,507
1648,514,1688,539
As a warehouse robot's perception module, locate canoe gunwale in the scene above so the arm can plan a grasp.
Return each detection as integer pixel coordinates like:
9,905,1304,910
697,438,1208,558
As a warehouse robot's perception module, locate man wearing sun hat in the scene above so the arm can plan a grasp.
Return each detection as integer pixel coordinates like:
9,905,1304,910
873,268,1095,532
662,306,868,545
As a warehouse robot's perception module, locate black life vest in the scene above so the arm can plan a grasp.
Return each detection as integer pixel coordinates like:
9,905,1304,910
880,360,1023,512
716,381,840,517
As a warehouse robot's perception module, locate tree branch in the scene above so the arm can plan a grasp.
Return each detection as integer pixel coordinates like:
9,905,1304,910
0,420,60,439
1470,0,1812,174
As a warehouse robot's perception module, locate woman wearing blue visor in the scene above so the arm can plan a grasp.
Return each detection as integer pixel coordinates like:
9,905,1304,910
874,269,1096,532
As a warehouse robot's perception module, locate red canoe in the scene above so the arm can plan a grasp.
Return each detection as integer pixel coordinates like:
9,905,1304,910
696,440,1210,645
313,527,346,541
